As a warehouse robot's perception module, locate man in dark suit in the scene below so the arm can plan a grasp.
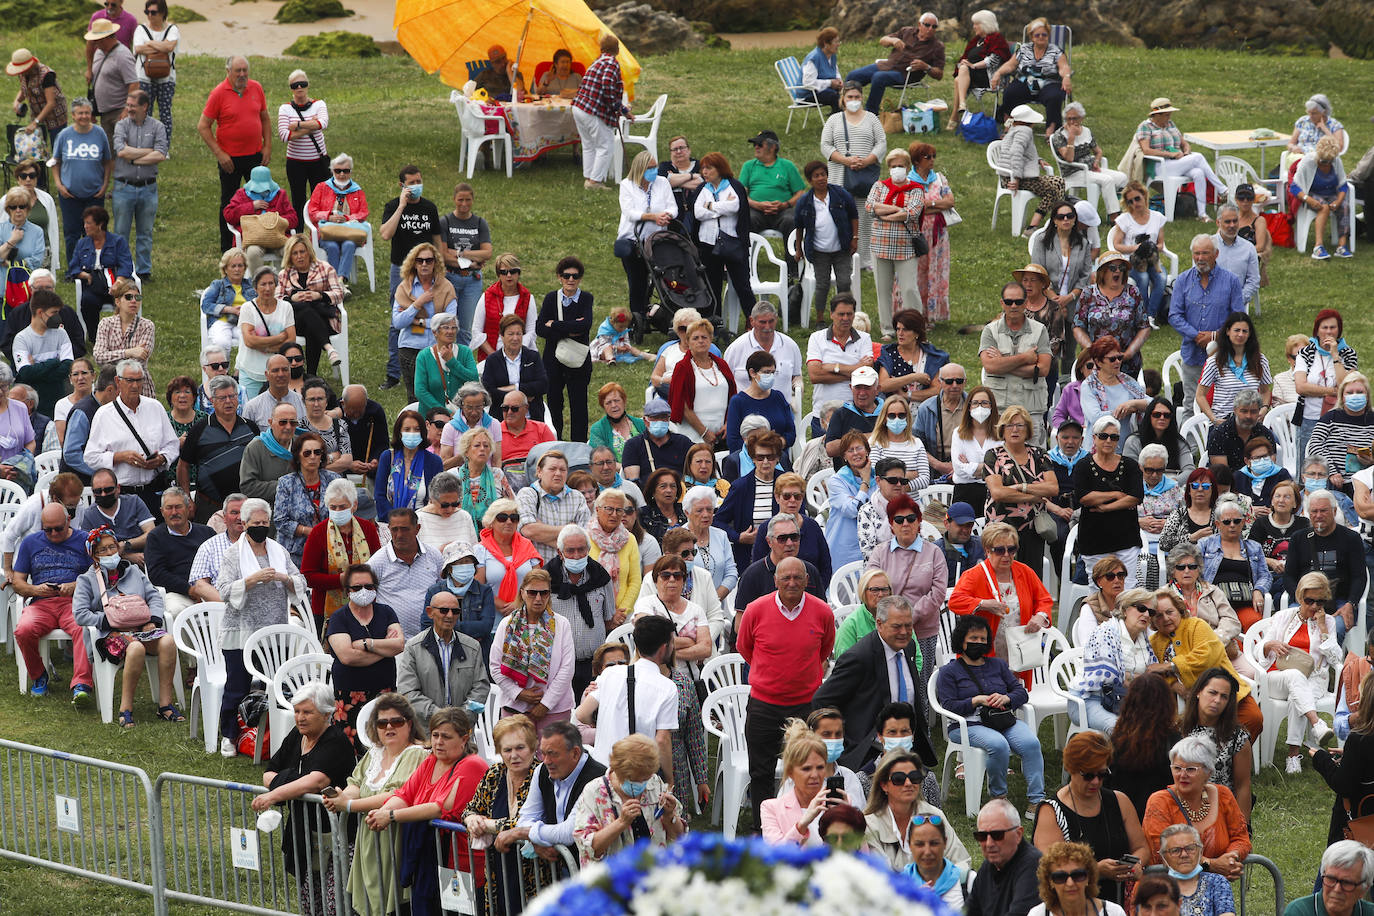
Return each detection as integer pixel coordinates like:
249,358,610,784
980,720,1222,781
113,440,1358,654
812,595,936,772
513,720,605,862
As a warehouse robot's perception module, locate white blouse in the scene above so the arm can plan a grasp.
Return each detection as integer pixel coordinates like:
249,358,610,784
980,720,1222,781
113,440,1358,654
950,432,1000,484
617,176,678,241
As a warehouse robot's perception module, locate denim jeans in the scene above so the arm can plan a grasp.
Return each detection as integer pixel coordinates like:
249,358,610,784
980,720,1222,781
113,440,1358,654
958,719,1045,803
321,239,357,281
387,264,403,380
111,180,158,276
448,271,485,347
1068,693,1119,733
1130,266,1165,322
845,63,909,114
59,193,103,265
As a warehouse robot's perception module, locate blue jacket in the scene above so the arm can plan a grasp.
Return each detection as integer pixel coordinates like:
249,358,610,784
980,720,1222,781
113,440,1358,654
936,655,1028,724
794,186,858,261
200,277,256,327
66,232,134,282
374,448,444,517
716,470,777,571
1198,534,1272,597
1168,266,1244,366
725,389,796,452
803,46,839,84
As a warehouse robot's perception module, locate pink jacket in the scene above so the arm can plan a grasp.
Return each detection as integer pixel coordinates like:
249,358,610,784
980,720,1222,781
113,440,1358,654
760,787,822,846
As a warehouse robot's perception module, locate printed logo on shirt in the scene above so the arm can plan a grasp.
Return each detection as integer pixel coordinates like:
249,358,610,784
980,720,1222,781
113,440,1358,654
63,139,105,161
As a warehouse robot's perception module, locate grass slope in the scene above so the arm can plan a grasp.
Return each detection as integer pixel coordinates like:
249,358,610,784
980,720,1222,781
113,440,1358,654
1,34,1371,911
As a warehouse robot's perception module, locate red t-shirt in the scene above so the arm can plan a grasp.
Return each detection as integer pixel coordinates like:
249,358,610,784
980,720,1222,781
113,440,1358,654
202,78,267,157
737,593,836,706
499,419,555,469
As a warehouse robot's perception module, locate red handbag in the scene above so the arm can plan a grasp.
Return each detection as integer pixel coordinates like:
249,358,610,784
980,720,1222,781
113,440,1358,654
1264,212,1294,249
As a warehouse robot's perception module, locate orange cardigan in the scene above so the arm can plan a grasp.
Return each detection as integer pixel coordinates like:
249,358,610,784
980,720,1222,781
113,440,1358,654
948,559,1054,687
1142,783,1250,866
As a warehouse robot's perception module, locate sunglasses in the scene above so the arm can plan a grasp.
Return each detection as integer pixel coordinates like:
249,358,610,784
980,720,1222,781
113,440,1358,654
1097,570,1126,581
560,272,582,280
5,204,26,212
1103,354,1124,363
973,828,1014,842
1079,768,1111,781
773,532,801,543
1096,433,1121,441
290,81,309,89
892,514,920,525
498,268,521,276
887,770,922,786
332,168,351,174
1053,212,1077,220
205,361,229,371
524,588,551,597
1124,195,1144,204
438,501,461,510
989,545,1016,556
285,355,304,363
300,449,323,457
93,486,117,496
866,584,893,594
42,525,68,534
1050,869,1089,885
942,377,966,385
658,570,687,581
1150,411,1173,419
886,412,908,420
1219,518,1245,526
375,716,407,729
16,172,38,180
347,583,377,593
502,404,523,412
429,605,461,615
122,294,143,302
1002,297,1026,306
494,512,520,523
1173,562,1199,571
1301,596,1327,607
880,475,906,486
1189,482,1212,490
755,453,779,461
415,256,436,264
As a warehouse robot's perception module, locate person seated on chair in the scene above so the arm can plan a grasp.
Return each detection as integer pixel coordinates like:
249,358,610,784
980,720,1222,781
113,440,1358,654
991,18,1071,136
1133,98,1227,215
13,502,94,704
949,9,1010,125
76,468,154,566
306,152,369,287
74,524,184,729
1286,93,1346,167
200,248,253,354
801,28,844,114
474,44,514,101
998,106,1065,237
222,165,298,275
844,11,945,116
143,485,214,621
1295,135,1353,261
535,48,581,99
66,205,133,342
1050,103,1126,220
0,185,47,271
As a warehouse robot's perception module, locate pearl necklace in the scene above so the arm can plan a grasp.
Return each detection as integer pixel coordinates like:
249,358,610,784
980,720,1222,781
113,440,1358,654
1177,790,1211,823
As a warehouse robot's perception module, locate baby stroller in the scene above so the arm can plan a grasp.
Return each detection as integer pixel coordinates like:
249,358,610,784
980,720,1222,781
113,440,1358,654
632,221,720,343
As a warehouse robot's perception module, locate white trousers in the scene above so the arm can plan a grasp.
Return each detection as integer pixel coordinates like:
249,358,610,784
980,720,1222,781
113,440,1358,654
1081,547,1141,590
1266,667,1325,746
1160,152,1224,197
573,107,615,183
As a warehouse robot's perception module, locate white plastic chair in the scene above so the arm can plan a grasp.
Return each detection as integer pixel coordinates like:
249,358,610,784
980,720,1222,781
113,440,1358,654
269,652,333,755
1141,155,1191,222
701,685,750,839
1050,146,1098,212
15,625,71,694
1214,156,1279,209
88,624,180,724
806,467,835,520
1179,414,1212,469
606,621,636,652
988,140,1051,237
928,672,988,816
452,91,513,180
1022,627,1071,748
787,229,859,326
722,233,790,335
37,188,60,274
244,624,323,763
34,450,61,479
773,57,823,133
1056,525,1092,634
355,696,379,751
612,93,668,183
1161,351,1183,400
1241,617,1337,769
303,210,377,293
700,652,746,695
1295,181,1357,254
172,602,225,753
1268,403,1299,475
1048,648,1089,743
827,560,865,608
833,603,862,630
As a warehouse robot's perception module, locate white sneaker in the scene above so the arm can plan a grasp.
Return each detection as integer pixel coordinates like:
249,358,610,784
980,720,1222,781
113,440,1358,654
1311,720,1336,748
1285,755,1302,775
220,737,237,758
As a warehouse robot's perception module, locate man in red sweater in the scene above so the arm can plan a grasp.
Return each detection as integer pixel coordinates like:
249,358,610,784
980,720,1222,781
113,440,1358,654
737,555,836,828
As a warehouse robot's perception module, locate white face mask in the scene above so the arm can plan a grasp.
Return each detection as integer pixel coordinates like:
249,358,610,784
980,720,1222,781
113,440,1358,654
844,99,863,113
889,166,908,184
970,406,992,424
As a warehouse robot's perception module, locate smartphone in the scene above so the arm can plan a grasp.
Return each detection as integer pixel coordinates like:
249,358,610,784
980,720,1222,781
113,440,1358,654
321,786,338,798
1120,854,1140,866
825,775,845,803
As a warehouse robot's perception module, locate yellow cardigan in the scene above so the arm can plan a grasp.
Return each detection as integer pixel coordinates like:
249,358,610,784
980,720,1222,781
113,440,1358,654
1149,617,1251,702
590,536,641,617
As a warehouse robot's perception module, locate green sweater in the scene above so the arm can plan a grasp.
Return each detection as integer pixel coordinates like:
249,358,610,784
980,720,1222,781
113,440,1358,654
588,415,645,462
1285,895,1374,916
415,345,478,415
833,607,876,658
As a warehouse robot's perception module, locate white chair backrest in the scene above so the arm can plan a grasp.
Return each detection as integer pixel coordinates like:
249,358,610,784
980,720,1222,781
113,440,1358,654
0,479,26,506
828,560,866,608
834,603,862,628
1267,402,1299,474
1048,646,1084,696
806,468,834,517
1179,414,1212,468
1215,155,1261,193
1028,627,1070,686
986,140,1005,175
917,482,955,509
355,696,380,750
270,652,333,712
606,621,636,652
244,624,319,687
34,450,62,478
700,684,749,745
700,652,746,694
172,602,225,669
936,608,957,665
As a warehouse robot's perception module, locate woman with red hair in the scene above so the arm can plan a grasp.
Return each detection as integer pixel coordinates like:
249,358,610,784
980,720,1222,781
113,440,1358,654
866,494,947,702
1293,307,1358,465
1080,335,1149,450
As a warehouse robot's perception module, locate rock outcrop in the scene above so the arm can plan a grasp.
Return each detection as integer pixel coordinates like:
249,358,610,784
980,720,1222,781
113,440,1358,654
599,3,708,55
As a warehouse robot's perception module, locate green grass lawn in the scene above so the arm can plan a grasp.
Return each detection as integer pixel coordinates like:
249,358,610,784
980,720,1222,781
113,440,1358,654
1,32,1371,912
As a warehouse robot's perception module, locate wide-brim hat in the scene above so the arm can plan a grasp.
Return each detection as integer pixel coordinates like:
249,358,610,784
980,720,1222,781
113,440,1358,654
243,165,278,195
1095,250,1130,273
6,48,37,76
84,19,120,41
1149,97,1180,115
1012,263,1050,285
1008,104,1044,125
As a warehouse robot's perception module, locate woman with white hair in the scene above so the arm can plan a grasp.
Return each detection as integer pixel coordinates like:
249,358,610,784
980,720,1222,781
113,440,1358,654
1050,103,1126,219
682,483,736,601
949,9,1010,125
0,185,47,270
1260,571,1341,772
1141,733,1250,879
277,69,329,229
1287,93,1345,169
1156,823,1236,916
1198,495,1271,632
300,478,382,623
215,496,308,757
306,152,369,284
250,679,355,916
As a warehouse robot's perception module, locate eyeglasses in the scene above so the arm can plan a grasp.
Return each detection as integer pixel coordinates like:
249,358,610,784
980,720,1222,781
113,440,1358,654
1169,764,1203,776
432,501,459,511
887,769,921,785
1164,843,1202,856
1003,422,1028,431
42,525,67,534
560,272,582,280
300,449,323,457
1095,433,1120,442
779,491,803,502
375,716,407,729
1079,768,1111,781
989,545,1016,556
942,377,966,385
1002,297,1026,306
92,486,118,496
677,549,696,560
290,81,309,89
669,144,689,152
415,256,436,264
1189,482,1212,491
205,361,229,371
493,512,519,523
973,828,1015,842
1219,518,1245,526
1173,562,1199,571
599,506,628,515
498,268,521,276
502,404,523,413
1321,874,1367,893
1098,570,1126,581
658,571,686,581
866,584,892,594
524,588,551,597
1050,869,1089,885
892,514,920,525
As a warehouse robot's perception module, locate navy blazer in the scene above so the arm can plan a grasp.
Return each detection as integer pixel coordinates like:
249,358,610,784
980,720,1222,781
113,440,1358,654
794,186,859,261
481,345,548,419
66,232,134,282
536,289,595,359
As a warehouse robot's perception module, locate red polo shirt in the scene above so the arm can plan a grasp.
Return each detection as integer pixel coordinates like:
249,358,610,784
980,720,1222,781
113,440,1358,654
202,78,267,157
499,419,555,469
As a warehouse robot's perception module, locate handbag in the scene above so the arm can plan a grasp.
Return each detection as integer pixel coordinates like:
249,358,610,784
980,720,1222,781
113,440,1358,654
140,25,173,79
942,207,963,227
1008,451,1059,544
1344,795,1374,848
318,223,368,245
880,110,903,134
841,117,879,198
1275,649,1316,678
553,295,590,368
239,212,289,250
1004,624,1045,672
959,659,1017,731
99,572,152,629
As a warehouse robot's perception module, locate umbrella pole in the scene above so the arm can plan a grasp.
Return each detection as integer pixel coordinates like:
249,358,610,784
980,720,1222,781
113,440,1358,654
513,8,532,100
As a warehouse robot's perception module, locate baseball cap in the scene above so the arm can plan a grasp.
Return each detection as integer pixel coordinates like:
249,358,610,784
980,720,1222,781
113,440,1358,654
947,502,977,525
748,129,780,146
644,396,671,417
851,366,879,387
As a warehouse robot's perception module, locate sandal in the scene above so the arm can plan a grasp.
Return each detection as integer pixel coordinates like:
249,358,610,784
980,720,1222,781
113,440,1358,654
157,704,186,723
118,710,135,729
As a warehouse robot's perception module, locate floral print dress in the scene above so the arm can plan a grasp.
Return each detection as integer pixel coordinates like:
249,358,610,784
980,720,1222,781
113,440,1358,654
914,171,953,322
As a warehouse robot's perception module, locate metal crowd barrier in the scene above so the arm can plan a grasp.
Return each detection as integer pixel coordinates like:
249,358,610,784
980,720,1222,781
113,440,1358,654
432,819,578,916
0,738,166,915
1144,853,1285,915
151,771,345,916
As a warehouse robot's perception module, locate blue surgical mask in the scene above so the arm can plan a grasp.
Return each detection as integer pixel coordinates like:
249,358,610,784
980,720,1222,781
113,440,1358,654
683,557,695,574
1168,864,1204,881
1304,478,1327,493
98,554,120,570
1249,457,1274,476
648,420,670,437
1346,393,1368,413
758,372,776,391
619,778,648,798
329,507,353,527
643,166,658,183
882,735,913,754
451,563,477,585
823,738,845,763
886,417,908,436
408,183,424,199
401,431,423,450
563,555,588,574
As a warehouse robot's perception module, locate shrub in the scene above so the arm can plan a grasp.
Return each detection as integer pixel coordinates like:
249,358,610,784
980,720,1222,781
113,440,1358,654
275,0,352,23
284,30,380,57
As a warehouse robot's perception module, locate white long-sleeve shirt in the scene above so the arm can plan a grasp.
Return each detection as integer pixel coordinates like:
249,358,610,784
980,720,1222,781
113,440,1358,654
517,756,592,847
84,395,180,487
616,176,677,241
693,180,743,245
950,432,1000,485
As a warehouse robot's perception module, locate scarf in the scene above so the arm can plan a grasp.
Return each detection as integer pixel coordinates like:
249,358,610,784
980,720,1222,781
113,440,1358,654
245,185,278,202
388,448,427,512
1309,335,1350,353
835,464,864,490
548,556,612,628
738,450,756,477
479,527,542,605
458,461,499,524
880,177,920,207
258,430,293,461
1226,353,1249,384
236,531,292,603
1047,446,1087,471
587,521,630,589
1238,460,1282,484
1144,474,1179,497
324,518,372,615
1083,371,1146,417
499,606,555,688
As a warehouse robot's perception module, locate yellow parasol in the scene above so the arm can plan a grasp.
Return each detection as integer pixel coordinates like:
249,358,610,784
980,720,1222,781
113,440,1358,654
394,0,640,98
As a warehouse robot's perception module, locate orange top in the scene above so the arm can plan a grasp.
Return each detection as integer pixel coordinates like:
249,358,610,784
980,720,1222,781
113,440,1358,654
948,559,1054,687
1142,783,1251,867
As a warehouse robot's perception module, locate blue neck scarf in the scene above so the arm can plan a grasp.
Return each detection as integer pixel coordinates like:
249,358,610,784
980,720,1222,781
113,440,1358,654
388,448,426,511
1048,446,1086,470
1144,475,1178,497
258,430,292,460
707,178,730,197
1226,353,1248,383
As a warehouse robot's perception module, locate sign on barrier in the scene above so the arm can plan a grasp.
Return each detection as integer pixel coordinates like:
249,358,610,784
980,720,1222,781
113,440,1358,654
0,738,167,916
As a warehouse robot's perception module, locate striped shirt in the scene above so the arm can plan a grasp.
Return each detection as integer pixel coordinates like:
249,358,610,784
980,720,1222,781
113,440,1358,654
368,542,446,639
1293,341,1359,422
1309,409,1374,478
277,98,329,162
1200,354,1273,419
189,532,236,587
870,439,932,492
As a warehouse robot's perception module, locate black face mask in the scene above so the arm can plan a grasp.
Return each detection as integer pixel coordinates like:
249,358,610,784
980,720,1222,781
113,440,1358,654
963,642,990,660
95,493,118,510
45,315,62,329
246,525,270,543
289,366,304,380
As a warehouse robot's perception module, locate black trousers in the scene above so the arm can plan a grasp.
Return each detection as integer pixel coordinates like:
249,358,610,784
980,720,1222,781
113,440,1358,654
78,272,112,342
545,353,592,442
746,695,811,829
286,156,330,232
700,242,754,317
621,252,651,315
291,295,336,376
218,152,263,251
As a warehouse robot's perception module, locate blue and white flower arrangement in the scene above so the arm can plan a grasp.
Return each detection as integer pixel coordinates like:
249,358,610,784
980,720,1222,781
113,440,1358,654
527,833,956,916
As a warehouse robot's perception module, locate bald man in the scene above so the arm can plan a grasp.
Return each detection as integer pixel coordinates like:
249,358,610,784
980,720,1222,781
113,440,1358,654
736,555,836,826
239,403,297,505
13,502,94,702
342,384,388,477
242,354,305,429
198,55,271,250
